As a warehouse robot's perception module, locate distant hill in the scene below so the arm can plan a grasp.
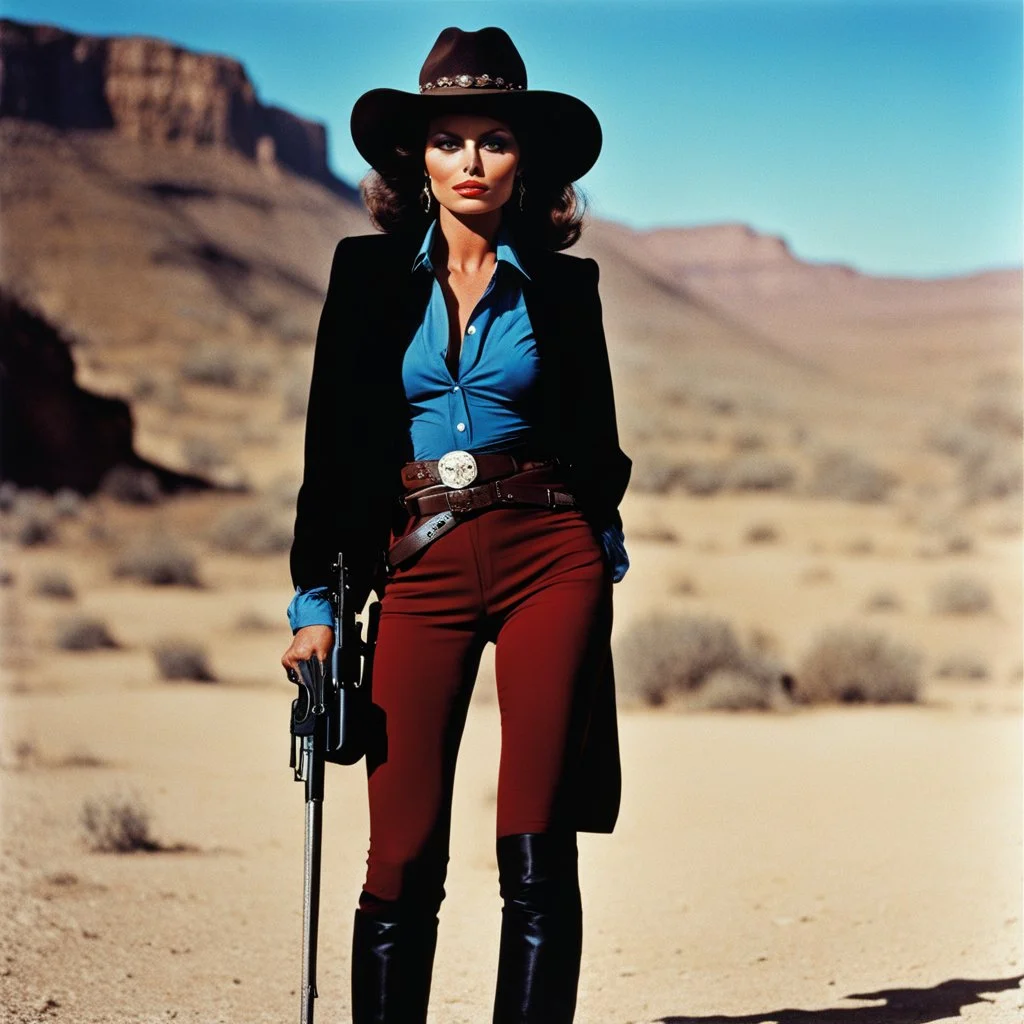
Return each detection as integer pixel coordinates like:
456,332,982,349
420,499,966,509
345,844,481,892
0,16,1019,488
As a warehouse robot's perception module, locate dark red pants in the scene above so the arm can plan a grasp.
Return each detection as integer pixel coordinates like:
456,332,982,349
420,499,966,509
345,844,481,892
359,474,611,912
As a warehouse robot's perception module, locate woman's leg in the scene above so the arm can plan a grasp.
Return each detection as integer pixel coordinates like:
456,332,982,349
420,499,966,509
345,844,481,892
487,508,611,1023
353,519,490,1023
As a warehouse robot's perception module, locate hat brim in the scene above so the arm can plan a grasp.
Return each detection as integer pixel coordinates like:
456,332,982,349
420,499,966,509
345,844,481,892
350,87,602,183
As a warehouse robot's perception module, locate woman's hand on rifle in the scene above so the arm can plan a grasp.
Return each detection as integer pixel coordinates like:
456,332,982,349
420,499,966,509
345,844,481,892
282,625,334,673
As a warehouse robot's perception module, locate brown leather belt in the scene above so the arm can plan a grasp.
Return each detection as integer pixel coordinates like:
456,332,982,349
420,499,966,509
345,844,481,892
387,464,576,572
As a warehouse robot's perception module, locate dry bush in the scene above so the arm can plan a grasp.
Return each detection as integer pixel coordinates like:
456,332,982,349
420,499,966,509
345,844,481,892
959,443,1022,504
795,628,921,704
629,454,685,494
731,426,768,451
235,609,276,631
615,613,783,708
864,588,902,613
969,393,1023,437
180,342,269,390
15,507,56,546
0,480,17,512
679,461,728,497
210,503,293,554
99,465,163,505
807,449,897,503
845,536,875,556
930,574,993,615
687,668,789,712
630,523,679,543
81,793,162,852
934,651,990,680
671,574,699,596
153,638,216,682
181,436,229,473
113,537,201,587
744,522,780,544
52,488,83,519
55,615,118,651
282,366,311,420
726,454,797,492
32,569,76,599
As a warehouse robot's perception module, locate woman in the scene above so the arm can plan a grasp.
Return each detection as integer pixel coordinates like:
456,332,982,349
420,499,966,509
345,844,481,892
281,26,632,1023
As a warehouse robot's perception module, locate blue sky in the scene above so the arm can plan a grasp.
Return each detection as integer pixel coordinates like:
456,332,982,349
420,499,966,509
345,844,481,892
7,0,1022,277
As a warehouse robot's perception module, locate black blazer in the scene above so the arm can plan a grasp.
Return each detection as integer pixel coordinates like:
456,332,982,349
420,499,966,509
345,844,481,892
289,227,632,832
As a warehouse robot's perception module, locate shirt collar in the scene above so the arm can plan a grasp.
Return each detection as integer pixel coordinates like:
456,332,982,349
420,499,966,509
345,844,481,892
410,217,531,281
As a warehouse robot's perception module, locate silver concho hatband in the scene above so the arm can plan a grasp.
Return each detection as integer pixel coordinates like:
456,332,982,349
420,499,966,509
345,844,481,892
437,449,478,488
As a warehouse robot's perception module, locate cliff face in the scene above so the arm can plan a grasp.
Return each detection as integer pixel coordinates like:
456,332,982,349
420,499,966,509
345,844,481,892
0,17,354,197
0,286,208,495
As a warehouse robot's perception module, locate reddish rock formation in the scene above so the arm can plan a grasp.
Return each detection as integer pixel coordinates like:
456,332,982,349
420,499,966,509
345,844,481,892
0,16,356,200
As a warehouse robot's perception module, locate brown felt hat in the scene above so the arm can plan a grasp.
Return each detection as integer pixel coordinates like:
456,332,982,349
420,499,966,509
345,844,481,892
350,26,602,182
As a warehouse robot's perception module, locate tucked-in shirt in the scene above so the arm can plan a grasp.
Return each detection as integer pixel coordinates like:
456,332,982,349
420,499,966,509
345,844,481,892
287,221,629,632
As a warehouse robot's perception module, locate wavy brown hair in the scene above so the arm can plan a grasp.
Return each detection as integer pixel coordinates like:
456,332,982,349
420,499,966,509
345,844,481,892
358,109,588,251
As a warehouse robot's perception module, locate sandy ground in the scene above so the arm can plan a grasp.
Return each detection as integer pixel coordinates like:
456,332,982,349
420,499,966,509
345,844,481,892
2,665,1021,1022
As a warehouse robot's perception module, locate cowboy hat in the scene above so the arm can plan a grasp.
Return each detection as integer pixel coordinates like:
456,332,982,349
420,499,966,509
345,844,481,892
350,26,602,183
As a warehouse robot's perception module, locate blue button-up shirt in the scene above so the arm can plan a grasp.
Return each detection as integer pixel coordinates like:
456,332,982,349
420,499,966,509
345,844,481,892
287,220,628,631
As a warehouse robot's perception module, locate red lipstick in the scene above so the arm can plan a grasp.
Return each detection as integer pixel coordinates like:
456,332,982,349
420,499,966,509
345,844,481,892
453,181,489,195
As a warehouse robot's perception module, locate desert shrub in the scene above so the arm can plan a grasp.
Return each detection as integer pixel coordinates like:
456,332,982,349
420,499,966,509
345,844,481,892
701,389,738,416
99,465,162,505
180,342,243,387
152,639,216,682
282,367,310,420
671,574,699,595
630,454,685,494
52,488,83,519
687,668,786,711
210,504,292,554
927,421,992,461
181,436,228,473
0,481,17,512
731,427,767,452
0,569,14,587
81,793,161,852
630,523,678,543
679,461,728,497
744,522,780,544
864,588,902,612
112,537,201,587
959,443,1022,504
32,569,76,599
930,574,993,615
180,342,268,390
727,454,797,492
845,536,875,556
795,628,921,703
934,651,990,680
55,615,118,651
615,613,781,707
235,609,275,631
969,393,1022,437
15,506,56,546
807,450,897,503
800,564,833,585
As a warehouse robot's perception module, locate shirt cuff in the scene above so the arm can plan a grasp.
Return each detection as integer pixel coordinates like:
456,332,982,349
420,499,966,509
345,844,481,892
598,523,630,583
287,585,334,633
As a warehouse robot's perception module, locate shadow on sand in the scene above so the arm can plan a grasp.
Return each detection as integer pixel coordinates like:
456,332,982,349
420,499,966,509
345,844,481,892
658,975,1023,1024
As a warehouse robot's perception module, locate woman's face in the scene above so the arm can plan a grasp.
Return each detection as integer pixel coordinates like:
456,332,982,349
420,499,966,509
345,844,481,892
424,112,521,216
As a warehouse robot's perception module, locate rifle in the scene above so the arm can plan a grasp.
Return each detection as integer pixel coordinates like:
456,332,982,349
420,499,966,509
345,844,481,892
288,552,380,1024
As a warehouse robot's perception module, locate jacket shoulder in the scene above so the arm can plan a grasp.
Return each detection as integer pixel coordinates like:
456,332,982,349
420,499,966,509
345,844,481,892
522,245,599,283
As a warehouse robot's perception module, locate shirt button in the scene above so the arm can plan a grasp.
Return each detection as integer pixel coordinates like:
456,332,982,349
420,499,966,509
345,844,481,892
452,385,460,392
456,422,466,432
466,325,476,335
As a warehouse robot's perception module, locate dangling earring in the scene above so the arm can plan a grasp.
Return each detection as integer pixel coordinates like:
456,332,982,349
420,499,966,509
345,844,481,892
517,173,526,212
421,172,433,214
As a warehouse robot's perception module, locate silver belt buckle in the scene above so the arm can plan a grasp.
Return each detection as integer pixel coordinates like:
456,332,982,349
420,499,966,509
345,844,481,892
437,449,478,488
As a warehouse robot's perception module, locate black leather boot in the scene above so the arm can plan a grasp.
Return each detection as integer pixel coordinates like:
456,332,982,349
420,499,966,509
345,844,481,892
492,830,583,1024
351,894,439,1023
